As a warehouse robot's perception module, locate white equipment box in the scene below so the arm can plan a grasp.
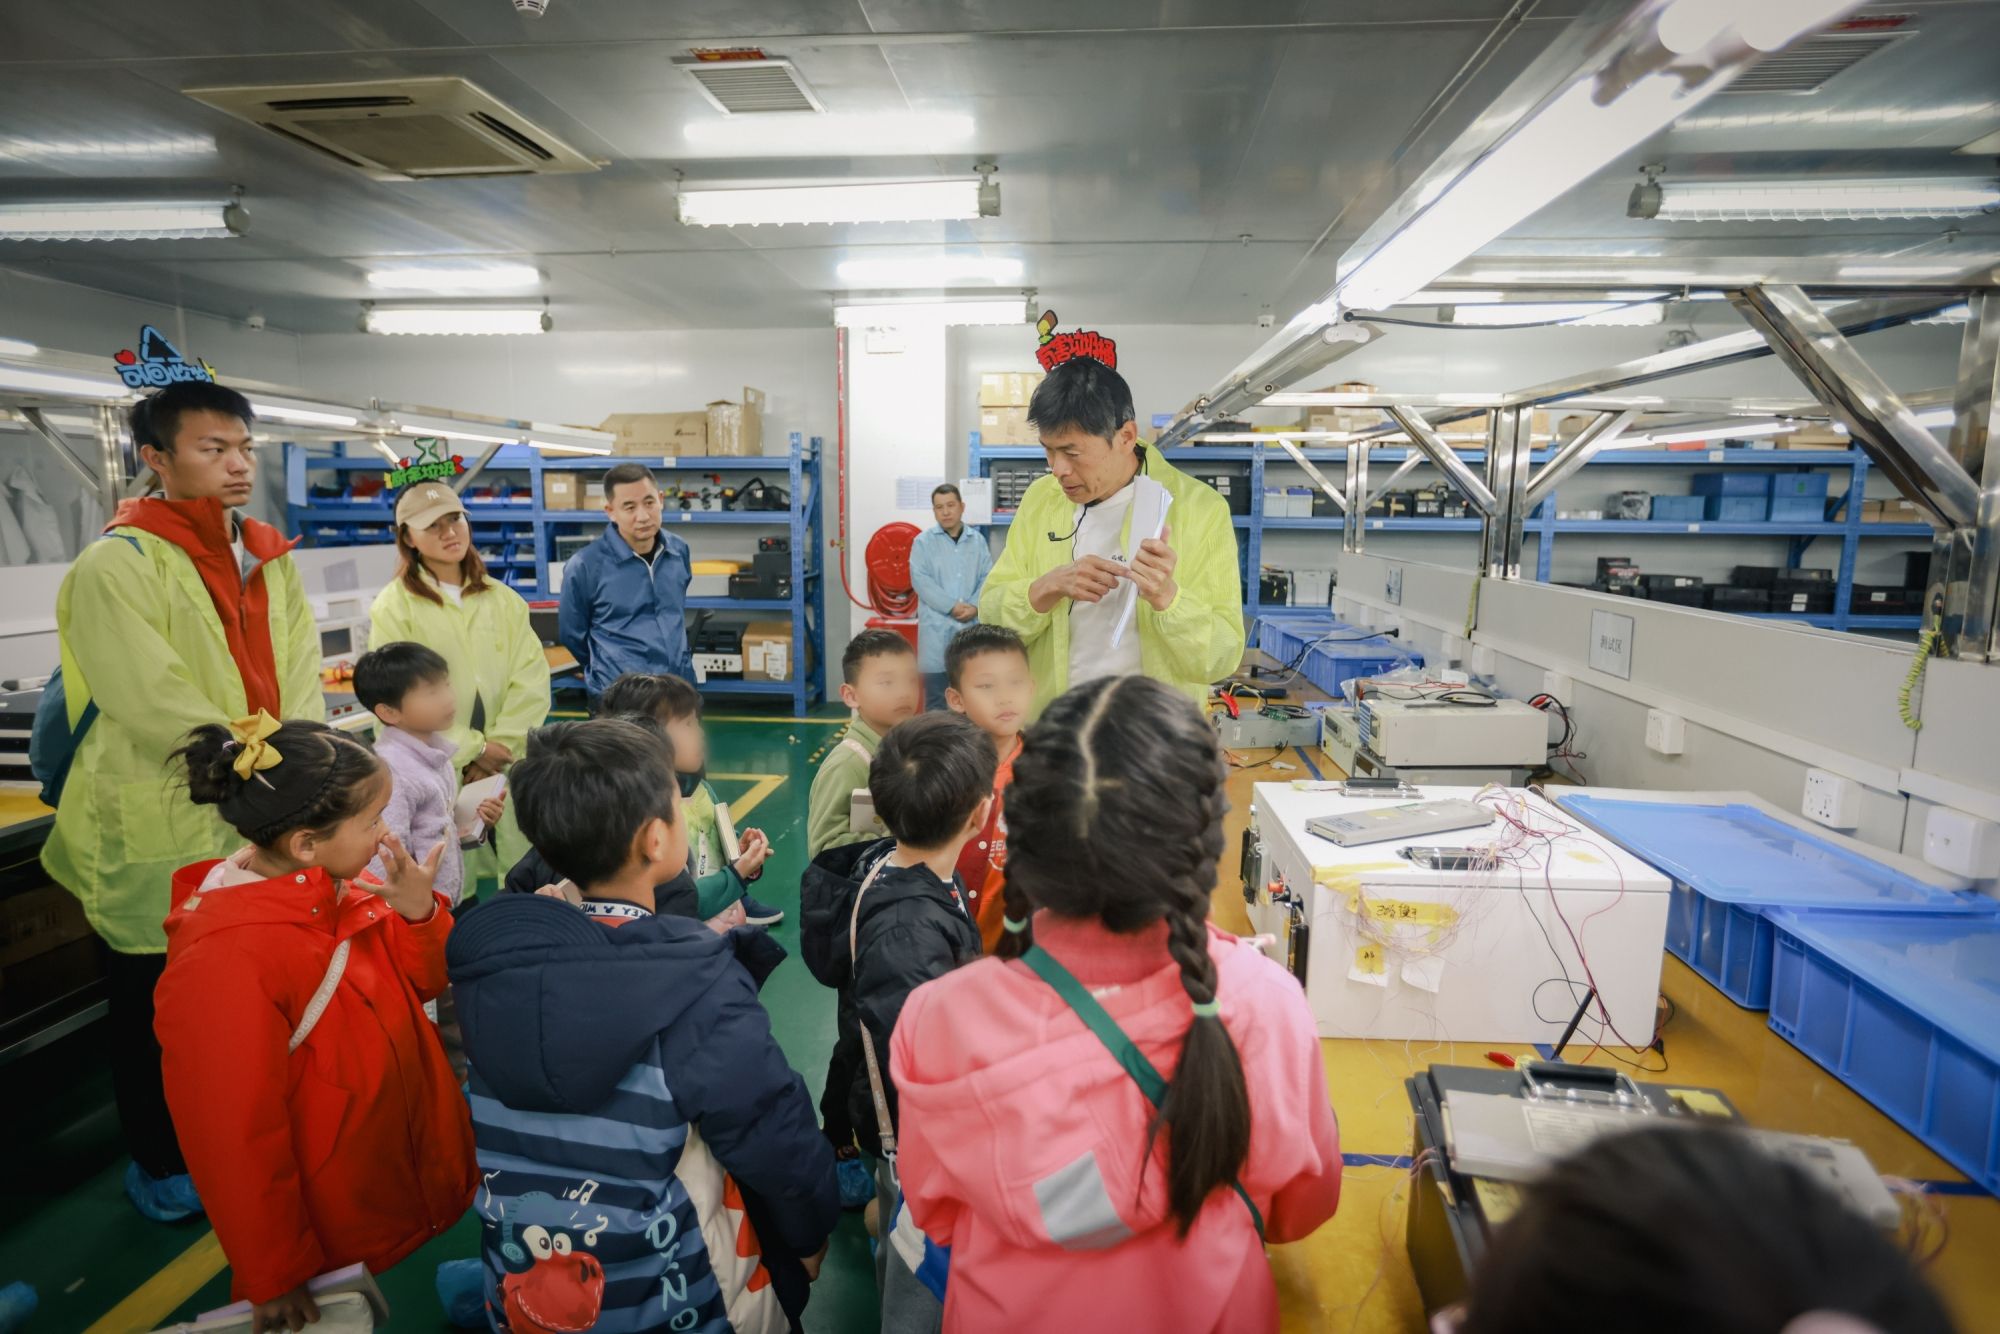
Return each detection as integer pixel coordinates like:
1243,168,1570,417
1356,697,1548,767
1321,706,1528,787
1245,783,1668,1044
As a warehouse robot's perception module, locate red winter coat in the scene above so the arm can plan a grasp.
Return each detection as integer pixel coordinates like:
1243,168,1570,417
156,856,478,1303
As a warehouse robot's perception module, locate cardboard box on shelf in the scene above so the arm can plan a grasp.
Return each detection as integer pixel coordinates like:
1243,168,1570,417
978,405,1039,446
742,619,793,682
544,472,581,510
1775,424,1848,451
978,370,1045,407
1861,498,1926,524
707,387,766,458
599,412,708,457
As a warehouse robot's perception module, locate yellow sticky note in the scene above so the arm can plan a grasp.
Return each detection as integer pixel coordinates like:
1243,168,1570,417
1666,1088,1731,1117
1473,1178,1523,1225
1363,898,1460,928
1354,944,1385,974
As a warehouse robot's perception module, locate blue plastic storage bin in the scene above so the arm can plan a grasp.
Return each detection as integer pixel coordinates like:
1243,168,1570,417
1707,495,1770,522
1253,613,1420,700
1770,473,1831,500
1767,910,2000,1194
1768,495,1825,523
1649,495,1706,522
1692,473,1772,498
1555,796,1999,1009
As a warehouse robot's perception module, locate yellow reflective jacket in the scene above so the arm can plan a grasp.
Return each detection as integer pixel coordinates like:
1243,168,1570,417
41,510,324,953
980,448,1246,717
366,569,552,773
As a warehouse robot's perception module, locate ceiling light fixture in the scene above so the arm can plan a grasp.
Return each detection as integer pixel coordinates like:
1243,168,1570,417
0,198,249,241
835,255,1023,287
252,401,363,428
684,112,975,157
366,263,543,292
362,306,551,335
1631,176,2000,221
1632,420,1792,446
679,177,993,227
1444,299,1667,327
1835,261,1980,279
0,365,128,399
398,423,523,447
1331,1,1863,313
528,440,611,455
0,338,39,357
0,134,216,161
833,298,1028,327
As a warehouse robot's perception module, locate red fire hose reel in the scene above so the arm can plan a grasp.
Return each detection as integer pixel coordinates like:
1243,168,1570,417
864,521,921,618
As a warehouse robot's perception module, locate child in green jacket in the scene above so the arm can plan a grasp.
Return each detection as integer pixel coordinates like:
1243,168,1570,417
597,674,781,925
807,629,921,858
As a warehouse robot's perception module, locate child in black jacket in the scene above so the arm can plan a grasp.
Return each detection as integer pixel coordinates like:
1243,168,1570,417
799,711,995,1331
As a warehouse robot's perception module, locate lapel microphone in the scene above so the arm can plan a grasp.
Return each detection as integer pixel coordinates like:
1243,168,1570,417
1048,498,1100,543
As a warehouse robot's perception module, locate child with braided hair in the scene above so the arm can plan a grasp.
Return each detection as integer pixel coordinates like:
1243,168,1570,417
887,675,1342,1332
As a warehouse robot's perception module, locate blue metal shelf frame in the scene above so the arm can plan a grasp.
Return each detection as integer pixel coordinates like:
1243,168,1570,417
286,435,827,714
965,434,1934,634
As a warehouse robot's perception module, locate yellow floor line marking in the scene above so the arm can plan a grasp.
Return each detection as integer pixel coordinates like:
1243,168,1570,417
83,1229,225,1334
712,773,786,823
705,714,848,725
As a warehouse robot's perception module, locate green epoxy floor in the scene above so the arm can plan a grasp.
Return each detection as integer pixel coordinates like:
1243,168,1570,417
0,708,879,1333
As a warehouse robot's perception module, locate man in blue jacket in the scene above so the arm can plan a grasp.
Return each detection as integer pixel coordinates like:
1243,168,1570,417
559,462,693,710
909,483,994,710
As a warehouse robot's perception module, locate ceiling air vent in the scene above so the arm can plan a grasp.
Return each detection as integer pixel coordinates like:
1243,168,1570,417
184,77,598,181
675,52,822,115
1723,26,1908,95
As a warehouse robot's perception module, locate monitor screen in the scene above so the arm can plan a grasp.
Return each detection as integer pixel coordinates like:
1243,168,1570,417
320,625,354,657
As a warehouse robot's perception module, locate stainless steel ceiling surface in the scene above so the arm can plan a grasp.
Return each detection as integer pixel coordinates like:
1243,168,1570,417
0,0,1994,333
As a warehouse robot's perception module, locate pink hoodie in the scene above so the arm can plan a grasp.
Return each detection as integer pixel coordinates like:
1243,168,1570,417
889,913,1342,1333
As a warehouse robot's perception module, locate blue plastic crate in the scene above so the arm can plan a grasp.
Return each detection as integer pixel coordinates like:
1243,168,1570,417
1649,495,1706,522
1770,473,1831,500
1555,796,1999,1009
1692,473,1773,498
1253,613,1420,699
1768,495,1825,523
1706,495,1770,522
1767,910,2000,1195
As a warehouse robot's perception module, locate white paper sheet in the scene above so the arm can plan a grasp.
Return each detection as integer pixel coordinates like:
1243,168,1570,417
959,477,995,526
1108,477,1173,649
454,773,506,839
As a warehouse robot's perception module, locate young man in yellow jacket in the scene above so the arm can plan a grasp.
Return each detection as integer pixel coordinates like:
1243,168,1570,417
979,356,1246,717
41,380,324,1221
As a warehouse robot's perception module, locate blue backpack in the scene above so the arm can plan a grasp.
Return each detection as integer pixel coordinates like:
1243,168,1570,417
29,534,143,807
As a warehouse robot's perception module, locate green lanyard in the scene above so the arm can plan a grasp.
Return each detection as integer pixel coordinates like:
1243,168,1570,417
1020,945,1265,1238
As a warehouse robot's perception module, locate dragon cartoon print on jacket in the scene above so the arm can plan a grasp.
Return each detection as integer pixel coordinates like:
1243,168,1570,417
493,1190,606,1334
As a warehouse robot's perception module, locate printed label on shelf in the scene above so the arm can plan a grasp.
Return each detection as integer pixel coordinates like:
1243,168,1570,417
1708,450,1725,461
1687,524,1700,532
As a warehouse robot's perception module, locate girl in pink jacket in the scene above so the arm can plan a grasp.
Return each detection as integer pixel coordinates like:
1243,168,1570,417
888,675,1342,1332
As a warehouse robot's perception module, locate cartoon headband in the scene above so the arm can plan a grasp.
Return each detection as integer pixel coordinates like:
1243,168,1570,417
1034,310,1117,372
387,438,467,489
112,325,217,389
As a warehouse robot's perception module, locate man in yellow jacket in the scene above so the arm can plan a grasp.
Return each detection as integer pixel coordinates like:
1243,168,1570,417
980,356,1245,716
42,380,324,1221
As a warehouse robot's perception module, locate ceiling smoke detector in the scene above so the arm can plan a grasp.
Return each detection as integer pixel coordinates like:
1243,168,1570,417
513,0,549,13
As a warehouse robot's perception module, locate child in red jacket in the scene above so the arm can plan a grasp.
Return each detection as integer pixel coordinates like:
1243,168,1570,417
157,712,477,1333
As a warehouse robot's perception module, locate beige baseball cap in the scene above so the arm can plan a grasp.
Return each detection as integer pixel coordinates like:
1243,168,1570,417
395,482,466,532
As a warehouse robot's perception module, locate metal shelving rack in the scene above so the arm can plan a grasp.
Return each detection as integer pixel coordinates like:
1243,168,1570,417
966,436,1932,633
285,434,827,714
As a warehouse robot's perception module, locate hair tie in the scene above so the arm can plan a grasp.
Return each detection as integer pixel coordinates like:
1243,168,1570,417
227,709,284,781
1003,915,1029,934
1191,999,1220,1018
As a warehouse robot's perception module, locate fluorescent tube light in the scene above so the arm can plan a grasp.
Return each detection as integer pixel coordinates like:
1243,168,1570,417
1330,1,1859,313
0,134,215,161
684,112,975,157
1403,290,1505,305
1446,300,1666,327
528,440,612,456
363,307,551,336
1914,408,1955,428
0,338,38,357
1634,177,2000,221
0,199,246,241
252,401,362,428
398,424,523,448
0,365,128,399
680,178,986,227
366,263,542,293
527,422,616,455
835,255,1023,287
834,299,1027,327
1634,420,1791,446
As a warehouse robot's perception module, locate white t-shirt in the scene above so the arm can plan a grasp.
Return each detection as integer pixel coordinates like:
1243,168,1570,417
1067,480,1143,686
437,581,464,606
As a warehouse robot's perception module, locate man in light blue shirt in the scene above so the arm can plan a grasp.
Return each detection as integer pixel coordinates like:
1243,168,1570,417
908,483,995,710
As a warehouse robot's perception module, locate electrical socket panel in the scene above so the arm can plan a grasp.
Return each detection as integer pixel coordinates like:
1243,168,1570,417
1469,644,1497,676
1542,672,1574,702
1644,709,1685,756
1923,806,2000,879
1801,768,1861,831
1443,634,1470,665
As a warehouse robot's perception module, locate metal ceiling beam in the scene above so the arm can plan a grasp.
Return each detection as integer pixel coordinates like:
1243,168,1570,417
1731,285,1979,531
1387,406,1497,514
1523,410,1638,514
1951,291,2000,658
1482,408,1532,578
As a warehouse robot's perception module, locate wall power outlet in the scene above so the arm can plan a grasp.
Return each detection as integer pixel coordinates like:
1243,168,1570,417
1801,768,1860,831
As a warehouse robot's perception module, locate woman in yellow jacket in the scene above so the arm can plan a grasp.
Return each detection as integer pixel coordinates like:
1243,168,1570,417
368,481,550,871
980,356,1246,717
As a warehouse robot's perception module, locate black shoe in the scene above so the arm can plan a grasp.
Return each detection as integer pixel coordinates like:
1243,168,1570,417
740,893,785,927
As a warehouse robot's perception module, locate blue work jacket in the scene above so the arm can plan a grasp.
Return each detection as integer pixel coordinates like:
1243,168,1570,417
558,524,694,694
908,524,995,674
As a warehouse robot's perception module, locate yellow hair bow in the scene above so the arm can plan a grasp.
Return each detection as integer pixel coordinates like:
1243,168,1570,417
228,709,284,780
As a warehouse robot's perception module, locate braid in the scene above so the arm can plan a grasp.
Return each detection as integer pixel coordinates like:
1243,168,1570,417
995,865,1035,960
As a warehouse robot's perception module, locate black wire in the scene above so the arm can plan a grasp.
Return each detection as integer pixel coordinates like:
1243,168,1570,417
1250,631,1385,679
1343,294,1676,332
